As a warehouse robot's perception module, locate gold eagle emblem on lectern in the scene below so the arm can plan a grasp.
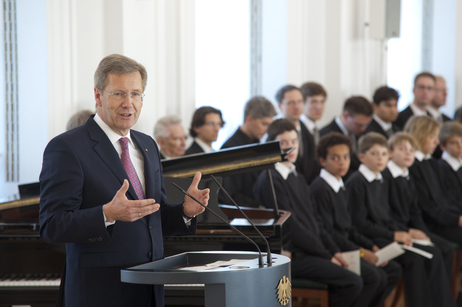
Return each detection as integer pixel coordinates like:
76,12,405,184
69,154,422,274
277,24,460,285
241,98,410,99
276,275,291,306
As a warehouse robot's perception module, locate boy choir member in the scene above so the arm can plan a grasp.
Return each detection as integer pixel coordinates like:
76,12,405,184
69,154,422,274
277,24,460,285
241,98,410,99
300,82,327,145
185,106,224,155
394,72,435,129
310,132,401,307
404,116,462,245
275,85,320,184
346,132,454,307
383,132,454,280
254,119,393,307
320,96,373,179
361,86,400,139
219,96,277,207
153,115,187,160
438,122,462,212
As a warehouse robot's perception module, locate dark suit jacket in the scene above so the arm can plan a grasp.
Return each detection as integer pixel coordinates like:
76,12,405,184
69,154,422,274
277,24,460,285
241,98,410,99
319,119,360,180
39,116,194,307
296,122,321,185
360,118,400,139
185,140,204,155
394,105,433,130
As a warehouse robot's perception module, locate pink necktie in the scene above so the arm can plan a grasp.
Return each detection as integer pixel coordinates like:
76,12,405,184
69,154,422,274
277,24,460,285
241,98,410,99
119,137,145,200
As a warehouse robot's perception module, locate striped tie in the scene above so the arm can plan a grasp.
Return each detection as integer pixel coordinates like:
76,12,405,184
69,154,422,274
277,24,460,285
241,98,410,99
119,137,145,200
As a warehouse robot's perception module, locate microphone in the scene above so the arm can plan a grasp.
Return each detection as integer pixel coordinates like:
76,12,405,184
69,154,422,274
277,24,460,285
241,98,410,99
210,175,272,267
172,182,265,268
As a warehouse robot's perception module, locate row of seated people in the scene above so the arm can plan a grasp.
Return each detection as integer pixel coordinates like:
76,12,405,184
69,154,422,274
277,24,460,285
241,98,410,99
255,118,462,307
153,71,457,207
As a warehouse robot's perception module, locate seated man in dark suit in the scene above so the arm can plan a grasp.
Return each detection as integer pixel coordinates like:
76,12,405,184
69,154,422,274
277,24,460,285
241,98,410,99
320,96,372,179
39,54,210,307
394,71,435,129
219,96,277,207
153,115,187,160
361,86,400,139
300,81,328,146
276,84,320,184
428,76,451,124
185,106,224,155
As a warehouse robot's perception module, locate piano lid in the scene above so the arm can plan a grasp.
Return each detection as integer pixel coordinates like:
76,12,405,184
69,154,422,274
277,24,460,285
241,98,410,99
162,141,287,178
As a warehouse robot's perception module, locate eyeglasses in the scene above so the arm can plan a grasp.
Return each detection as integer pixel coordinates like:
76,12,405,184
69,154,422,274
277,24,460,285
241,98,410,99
204,122,224,128
416,85,434,91
103,90,145,101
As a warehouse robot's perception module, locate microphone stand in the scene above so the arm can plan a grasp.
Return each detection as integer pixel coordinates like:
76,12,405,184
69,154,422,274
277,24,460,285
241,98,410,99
210,175,273,267
172,182,265,268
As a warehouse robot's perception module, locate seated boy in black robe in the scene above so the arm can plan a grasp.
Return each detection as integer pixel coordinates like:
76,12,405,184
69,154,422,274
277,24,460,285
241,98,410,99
438,121,462,214
311,132,401,307
254,119,390,307
404,116,462,246
346,131,454,307
383,132,454,282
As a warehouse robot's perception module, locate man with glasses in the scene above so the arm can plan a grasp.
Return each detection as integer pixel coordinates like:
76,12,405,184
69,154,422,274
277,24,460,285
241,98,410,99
154,115,187,159
428,76,451,124
394,72,436,129
39,54,210,307
320,96,373,179
185,106,224,155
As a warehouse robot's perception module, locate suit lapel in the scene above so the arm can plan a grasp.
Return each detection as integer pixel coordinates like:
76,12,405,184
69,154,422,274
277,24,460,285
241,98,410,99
85,118,138,200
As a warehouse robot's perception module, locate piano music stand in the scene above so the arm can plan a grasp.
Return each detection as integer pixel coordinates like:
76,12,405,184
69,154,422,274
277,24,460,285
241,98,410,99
121,251,291,307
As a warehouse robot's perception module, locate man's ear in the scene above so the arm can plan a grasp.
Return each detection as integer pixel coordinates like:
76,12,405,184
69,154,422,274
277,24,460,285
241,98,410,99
157,138,165,147
439,143,446,152
358,153,365,163
94,88,103,107
319,157,326,168
244,115,253,125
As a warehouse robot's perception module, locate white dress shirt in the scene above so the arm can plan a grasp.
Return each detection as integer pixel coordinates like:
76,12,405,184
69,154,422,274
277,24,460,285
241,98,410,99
320,169,345,193
442,151,462,171
358,164,383,182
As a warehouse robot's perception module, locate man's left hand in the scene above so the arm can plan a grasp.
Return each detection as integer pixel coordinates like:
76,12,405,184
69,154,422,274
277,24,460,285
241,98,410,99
182,172,210,218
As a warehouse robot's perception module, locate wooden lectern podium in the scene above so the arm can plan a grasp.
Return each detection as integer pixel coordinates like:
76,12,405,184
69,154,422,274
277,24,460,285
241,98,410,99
121,251,291,307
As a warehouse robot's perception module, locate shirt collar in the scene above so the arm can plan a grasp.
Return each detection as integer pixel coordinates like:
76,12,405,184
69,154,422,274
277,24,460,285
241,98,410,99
300,114,316,134
373,114,392,131
275,162,297,180
409,103,428,116
387,160,409,178
426,106,440,120
94,113,134,147
335,116,349,135
194,137,214,153
414,150,431,162
320,169,345,193
442,151,462,171
359,164,383,182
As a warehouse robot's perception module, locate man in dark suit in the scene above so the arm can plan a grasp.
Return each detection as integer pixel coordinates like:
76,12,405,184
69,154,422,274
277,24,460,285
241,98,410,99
276,85,320,184
153,115,187,160
320,96,372,179
219,96,276,207
185,106,224,155
361,86,400,139
394,72,436,129
39,54,210,307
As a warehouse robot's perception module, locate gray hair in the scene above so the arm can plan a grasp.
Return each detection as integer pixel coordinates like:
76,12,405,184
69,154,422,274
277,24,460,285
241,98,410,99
154,115,182,139
94,54,148,91
244,96,277,122
66,110,94,131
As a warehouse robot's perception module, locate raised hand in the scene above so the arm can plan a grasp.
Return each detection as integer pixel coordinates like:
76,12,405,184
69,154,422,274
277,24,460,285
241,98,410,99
103,179,160,223
183,172,210,218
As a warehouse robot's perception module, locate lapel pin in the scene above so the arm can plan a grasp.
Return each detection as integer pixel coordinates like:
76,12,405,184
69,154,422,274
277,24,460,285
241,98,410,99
145,149,148,152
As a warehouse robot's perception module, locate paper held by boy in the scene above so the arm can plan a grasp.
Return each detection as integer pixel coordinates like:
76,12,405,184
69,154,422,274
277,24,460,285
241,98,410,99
375,241,433,267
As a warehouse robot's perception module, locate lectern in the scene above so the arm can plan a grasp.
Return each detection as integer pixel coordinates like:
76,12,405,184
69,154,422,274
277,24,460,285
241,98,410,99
121,251,291,307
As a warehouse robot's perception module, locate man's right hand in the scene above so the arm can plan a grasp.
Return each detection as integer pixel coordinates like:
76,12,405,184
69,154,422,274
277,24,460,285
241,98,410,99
103,179,160,223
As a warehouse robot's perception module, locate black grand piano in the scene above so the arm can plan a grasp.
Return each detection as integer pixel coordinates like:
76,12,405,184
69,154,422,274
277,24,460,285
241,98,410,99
0,141,291,307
